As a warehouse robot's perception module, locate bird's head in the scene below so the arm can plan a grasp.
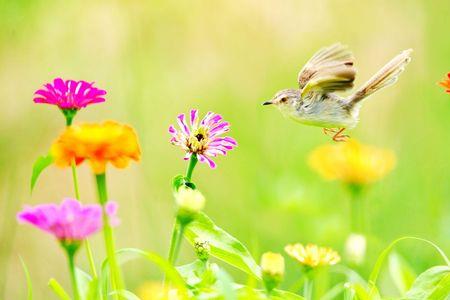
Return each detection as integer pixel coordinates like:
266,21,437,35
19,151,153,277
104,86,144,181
262,89,300,114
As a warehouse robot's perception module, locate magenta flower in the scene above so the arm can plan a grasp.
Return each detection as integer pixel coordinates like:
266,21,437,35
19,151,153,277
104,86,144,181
169,109,237,168
17,198,117,243
34,78,106,110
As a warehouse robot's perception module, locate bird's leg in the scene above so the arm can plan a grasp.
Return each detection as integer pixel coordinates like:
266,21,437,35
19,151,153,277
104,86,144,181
332,128,349,142
323,128,337,136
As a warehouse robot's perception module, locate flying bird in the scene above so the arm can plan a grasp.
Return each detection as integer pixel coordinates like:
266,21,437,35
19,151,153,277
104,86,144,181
263,44,412,141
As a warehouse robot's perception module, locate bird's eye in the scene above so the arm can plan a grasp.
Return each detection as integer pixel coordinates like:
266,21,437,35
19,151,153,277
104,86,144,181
280,97,287,103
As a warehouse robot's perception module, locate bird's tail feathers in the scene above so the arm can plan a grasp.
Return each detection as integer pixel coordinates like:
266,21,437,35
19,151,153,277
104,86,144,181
347,49,412,105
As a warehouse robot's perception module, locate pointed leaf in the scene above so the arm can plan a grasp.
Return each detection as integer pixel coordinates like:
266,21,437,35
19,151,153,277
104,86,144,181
110,290,141,300
184,212,262,279
100,248,189,298
388,252,416,295
405,266,450,299
48,278,71,300
19,256,33,300
30,154,54,192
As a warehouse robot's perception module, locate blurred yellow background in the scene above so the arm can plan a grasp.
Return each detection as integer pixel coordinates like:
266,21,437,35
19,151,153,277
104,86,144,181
0,0,449,298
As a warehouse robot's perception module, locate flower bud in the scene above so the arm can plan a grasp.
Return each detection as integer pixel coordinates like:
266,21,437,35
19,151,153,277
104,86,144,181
345,233,366,264
261,252,284,292
194,238,211,261
175,186,205,224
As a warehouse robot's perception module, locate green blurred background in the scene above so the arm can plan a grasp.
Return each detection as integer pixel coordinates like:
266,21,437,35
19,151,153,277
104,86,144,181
0,0,449,298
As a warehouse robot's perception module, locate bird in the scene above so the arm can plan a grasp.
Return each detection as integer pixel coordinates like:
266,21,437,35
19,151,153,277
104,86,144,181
263,43,412,141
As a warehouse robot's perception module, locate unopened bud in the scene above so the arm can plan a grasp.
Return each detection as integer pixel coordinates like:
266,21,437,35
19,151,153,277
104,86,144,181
194,238,211,261
261,252,284,292
175,187,205,224
345,233,366,265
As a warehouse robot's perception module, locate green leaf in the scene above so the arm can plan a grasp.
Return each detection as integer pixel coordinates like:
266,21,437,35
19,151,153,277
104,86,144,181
184,212,262,279
368,236,450,297
388,252,416,295
100,248,189,298
215,267,237,300
172,174,196,191
19,256,33,300
48,278,71,300
177,260,207,287
405,266,450,300
235,286,304,300
30,154,54,192
271,289,305,299
173,174,186,191
75,268,99,300
109,290,141,300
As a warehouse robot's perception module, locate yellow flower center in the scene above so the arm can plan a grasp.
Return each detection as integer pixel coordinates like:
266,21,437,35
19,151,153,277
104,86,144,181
188,127,209,153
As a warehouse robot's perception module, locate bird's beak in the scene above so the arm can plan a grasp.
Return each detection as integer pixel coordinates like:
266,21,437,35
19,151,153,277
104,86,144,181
262,100,273,106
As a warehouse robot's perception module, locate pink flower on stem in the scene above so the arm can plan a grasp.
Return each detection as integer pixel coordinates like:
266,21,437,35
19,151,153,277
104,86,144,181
169,109,237,168
17,198,117,244
34,78,106,110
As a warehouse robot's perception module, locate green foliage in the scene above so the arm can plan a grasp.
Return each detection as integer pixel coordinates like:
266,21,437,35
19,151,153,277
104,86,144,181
388,252,416,295
405,266,450,300
30,154,53,192
19,256,33,300
48,278,71,300
106,248,189,297
184,212,262,279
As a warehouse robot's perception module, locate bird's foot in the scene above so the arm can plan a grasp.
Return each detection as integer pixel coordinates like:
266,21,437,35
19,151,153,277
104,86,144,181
323,128,349,142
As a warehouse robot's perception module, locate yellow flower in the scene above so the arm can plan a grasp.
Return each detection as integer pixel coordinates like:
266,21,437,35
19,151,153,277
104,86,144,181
51,121,141,174
261,252,285,277
137,281,180,300
308,139,396,185
285,243,340,268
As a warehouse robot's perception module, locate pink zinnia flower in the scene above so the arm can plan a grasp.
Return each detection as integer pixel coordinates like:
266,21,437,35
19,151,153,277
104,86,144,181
17,198,117,243
34,78,106,110
169,109,237,168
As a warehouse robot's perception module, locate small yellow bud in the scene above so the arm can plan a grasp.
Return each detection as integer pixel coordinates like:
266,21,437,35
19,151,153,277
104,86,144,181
175,186,205,213
345,233,366,265
261,252,285,277
261,252,284,292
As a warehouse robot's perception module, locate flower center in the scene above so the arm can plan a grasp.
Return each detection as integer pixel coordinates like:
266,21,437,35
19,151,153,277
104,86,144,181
188,127,209,153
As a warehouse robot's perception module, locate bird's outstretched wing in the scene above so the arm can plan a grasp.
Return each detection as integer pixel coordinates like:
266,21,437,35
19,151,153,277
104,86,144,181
297,43,356,98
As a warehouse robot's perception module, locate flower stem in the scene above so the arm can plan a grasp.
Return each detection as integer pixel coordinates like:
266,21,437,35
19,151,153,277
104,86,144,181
71,160,80,200
185,154,198,182
348,184,365,233
167,220,186,265
95,173,124,296
303,275,313,300
64,244,80,300
70,159,98,279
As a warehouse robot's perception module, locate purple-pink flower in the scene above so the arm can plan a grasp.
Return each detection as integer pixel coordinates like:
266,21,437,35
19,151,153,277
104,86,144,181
34,78,106,110
17,198,117,243
169,109,237,168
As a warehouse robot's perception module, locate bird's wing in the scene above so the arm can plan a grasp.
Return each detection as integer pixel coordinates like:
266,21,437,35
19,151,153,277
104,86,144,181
297,43,356,98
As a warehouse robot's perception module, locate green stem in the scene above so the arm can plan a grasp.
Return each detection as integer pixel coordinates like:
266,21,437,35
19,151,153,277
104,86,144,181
65,245,80,300
167,220,186,265
303,274,313,300
348,184,365,233
95,173,124,297
70,159,98,279
62,109,77,126
185,154,198,182
71,160,80,200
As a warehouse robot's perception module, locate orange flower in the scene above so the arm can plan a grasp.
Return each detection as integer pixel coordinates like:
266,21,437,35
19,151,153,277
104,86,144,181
51,121,141,174
439,72,450,94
